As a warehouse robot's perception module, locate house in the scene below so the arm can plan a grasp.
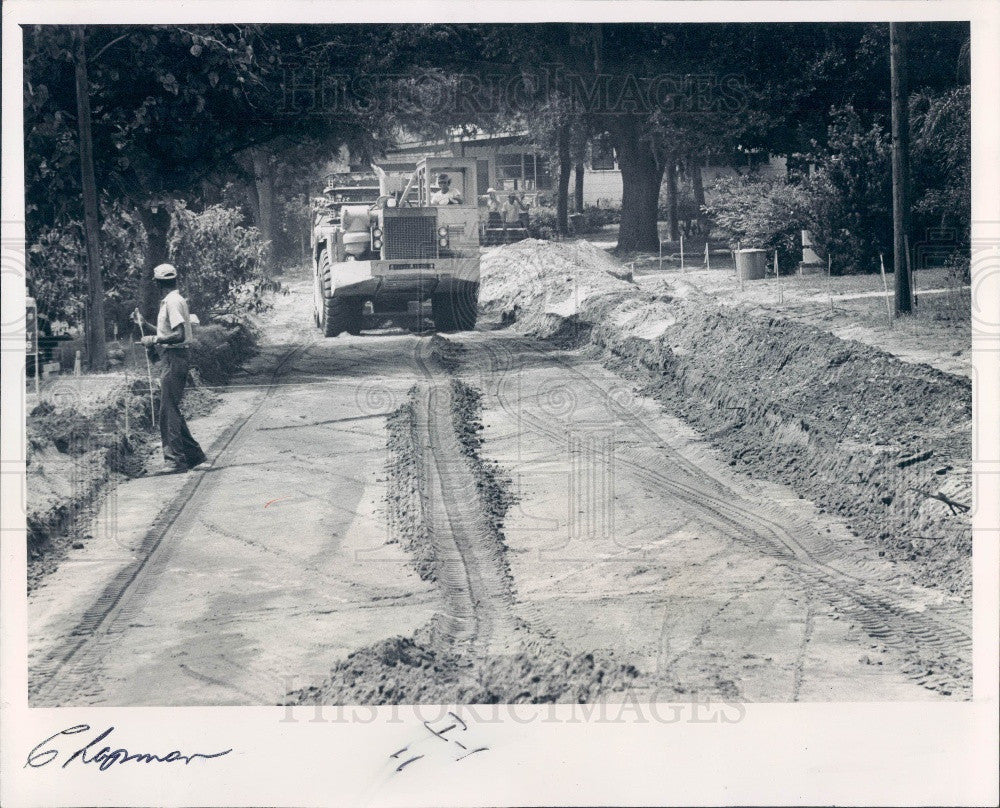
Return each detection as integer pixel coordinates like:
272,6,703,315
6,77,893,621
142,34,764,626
378,130,553,199
373,130,786,207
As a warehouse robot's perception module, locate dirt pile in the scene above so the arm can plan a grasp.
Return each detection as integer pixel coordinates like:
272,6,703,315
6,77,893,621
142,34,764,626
450,379,517,564
288,632,638,705
26,378,219,591
479,238,674,344
385,393,436,582
480,240,972,597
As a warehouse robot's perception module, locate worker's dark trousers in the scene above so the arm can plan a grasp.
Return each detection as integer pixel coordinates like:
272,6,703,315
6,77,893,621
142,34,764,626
159,349,205,468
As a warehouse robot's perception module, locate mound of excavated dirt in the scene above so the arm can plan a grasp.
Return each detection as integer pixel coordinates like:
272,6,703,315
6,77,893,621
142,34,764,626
480,239,972,598
26,321,256,591
287,632,639,705
27,370,221,592
385,395,436,583
480,239,672,340
450,379,517,563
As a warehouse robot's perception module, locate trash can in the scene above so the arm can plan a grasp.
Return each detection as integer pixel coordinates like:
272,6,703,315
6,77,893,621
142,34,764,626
735,248,767,280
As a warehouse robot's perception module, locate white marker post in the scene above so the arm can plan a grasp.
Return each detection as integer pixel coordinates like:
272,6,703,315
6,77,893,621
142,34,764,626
879,253,893,325
680,234,685,272
827,253,834,312
775,250,782,304
705,241,710,270
904,233,916,309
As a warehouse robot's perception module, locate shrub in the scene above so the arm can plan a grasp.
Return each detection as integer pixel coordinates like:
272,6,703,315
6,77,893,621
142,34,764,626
168,203,271,322
27,202,145,334
702,175,811,272
580,204,620,230
910,87,970,253
188,320,258,385
801,107,893,275
525,203,621,238
528,206,557,239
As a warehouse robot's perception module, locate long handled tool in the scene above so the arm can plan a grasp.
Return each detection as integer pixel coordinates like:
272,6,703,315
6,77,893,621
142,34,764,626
134,315,156,428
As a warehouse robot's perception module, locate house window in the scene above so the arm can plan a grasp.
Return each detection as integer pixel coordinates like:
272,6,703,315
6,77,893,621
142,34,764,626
495,151,552,191
590,135,617,171
536,160,551,190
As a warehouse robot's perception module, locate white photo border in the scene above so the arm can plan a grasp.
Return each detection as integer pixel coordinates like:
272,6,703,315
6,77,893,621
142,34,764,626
2,2,997,806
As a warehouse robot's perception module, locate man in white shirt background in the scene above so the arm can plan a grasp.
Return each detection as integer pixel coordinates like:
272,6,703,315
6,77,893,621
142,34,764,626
132,263,206,473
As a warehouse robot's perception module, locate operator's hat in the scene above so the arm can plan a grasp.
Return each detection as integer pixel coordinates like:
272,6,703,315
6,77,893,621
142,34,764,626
153,263,177,280
437,172,451,182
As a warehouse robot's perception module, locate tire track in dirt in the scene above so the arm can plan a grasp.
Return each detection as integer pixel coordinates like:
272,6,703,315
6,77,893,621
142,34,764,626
30,339,315,706
791,600,816,703
463,333,970,697
289,336,641,706
410,339,520,655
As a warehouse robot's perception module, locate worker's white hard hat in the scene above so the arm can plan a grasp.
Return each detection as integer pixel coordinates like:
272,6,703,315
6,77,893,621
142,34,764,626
153,263,177,280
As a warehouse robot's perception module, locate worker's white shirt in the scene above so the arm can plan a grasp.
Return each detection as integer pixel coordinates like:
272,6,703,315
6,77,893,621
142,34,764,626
431,188,463,205
502,201,524,222
156,289,193,346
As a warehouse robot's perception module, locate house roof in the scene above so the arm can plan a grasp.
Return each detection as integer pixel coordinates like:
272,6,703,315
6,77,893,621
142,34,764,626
387,127,529,154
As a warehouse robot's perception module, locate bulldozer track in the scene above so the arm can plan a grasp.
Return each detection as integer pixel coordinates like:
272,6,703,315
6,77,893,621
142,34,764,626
463,333,970,693
30,340,315,706
410,338,517,656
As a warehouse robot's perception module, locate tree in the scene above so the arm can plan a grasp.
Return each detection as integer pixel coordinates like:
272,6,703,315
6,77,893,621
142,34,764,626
556,122,572,234
590,24,775,252
574,161,585,212
73,27,109,370
890,22,913,314
25,24,400,320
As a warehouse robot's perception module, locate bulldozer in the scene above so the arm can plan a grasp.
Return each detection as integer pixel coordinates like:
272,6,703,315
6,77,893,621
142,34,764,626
310,156,480,337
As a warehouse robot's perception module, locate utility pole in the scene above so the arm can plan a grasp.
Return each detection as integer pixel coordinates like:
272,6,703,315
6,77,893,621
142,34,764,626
74,26,109,370
890,22,912,315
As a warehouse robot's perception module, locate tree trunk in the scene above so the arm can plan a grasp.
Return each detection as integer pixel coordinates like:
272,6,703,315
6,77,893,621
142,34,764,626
137,203,172,320
890,22,912,314
574,161,585,212
690,159,706,235
73,28,108,372
556,123,571,236
251,147,275,266
663,159,680,241
612,119,667,252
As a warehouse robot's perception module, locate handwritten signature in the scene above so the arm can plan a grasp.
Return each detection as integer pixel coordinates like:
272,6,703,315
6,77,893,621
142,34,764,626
390,711,488,773
25,724,232,773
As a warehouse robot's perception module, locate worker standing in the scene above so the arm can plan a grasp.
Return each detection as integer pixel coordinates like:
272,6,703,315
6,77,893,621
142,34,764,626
502,193,526,227
132,263,206,473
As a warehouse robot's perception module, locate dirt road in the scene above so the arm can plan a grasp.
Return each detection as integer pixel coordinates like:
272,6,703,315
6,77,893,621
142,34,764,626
29,266,970,706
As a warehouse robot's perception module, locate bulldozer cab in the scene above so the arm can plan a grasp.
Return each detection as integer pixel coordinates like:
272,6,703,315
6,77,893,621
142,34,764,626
415,157,476,207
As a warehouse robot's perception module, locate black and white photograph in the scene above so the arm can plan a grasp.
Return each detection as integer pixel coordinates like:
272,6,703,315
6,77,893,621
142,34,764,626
2,1,998,806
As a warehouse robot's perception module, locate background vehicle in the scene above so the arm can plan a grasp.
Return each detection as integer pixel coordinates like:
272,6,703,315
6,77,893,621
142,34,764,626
310,157,481,336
